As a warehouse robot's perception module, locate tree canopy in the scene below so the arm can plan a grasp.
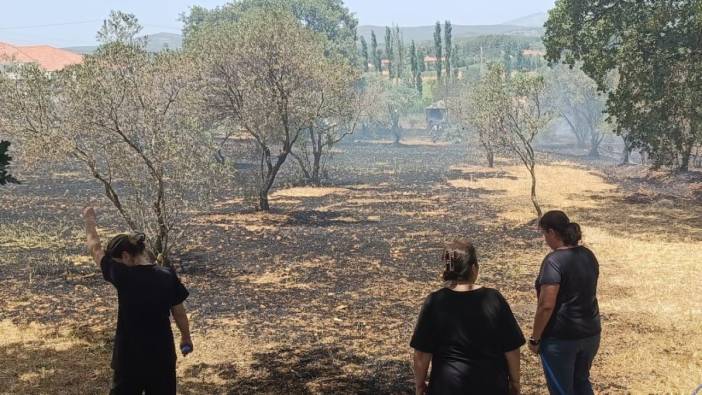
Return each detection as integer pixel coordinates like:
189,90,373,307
181,0,358,62
544,0,702,171
190,7,357,209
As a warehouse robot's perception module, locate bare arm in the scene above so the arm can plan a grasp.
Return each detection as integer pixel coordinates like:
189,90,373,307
413,350,432,395
531,284,559,345
171,303,193,356
82,206,104,267
504,348,521,395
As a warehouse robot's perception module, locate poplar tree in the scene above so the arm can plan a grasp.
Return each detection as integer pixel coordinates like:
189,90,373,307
444,20,453,82
360,36,369,72
385,26,394,78
433,22,443,81
371,30,381,72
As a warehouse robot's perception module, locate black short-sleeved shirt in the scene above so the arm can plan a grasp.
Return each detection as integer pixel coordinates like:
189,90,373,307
535,246,601,340
101,256,189,373
410,287,525,395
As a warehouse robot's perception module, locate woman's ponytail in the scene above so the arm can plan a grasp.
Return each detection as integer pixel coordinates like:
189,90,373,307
563,222,582,246
442,239,478,281
539,211,582,246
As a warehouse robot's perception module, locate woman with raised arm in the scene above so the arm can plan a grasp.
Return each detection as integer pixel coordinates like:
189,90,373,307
83,206,193,395
529,211,601,395
411,239,525,395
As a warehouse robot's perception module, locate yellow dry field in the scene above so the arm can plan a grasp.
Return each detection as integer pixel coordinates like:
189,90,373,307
1,158,700,394
449,161,702,393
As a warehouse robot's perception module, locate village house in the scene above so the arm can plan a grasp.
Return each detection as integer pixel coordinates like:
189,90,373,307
0,42,83,78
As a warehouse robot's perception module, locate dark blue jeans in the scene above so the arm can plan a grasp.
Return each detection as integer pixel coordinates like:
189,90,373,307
539,335,600,395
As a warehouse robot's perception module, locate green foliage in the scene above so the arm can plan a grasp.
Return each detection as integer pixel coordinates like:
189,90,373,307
0,141,19,186
544,0,702,171
392,26,405,80
97,10,144,46
451,64,551,216
371,31,381,71
190,7,356,209
545,64,609,156
444,21,453,81
433,22,443,81
2,42,222,260
364,76,421,143
385,26,394,78
181,0,358,62
410,40,423,94
360,36,370,72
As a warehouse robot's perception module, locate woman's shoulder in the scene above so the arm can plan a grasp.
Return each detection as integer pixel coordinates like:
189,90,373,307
434,286,500,298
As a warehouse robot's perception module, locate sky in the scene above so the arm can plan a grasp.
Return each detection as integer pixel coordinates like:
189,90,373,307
0,0,556,48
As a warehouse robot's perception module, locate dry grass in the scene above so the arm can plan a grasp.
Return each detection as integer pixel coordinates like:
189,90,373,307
272,187,350,198
0,320,112,394
1,141,701,394
448,161,702,393
449,161,616,223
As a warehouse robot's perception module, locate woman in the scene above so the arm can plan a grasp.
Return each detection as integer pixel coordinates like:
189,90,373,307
529,211,601,395
83,206,193,395
411,239,525,395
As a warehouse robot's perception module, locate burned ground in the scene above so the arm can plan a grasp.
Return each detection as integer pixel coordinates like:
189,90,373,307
1,136,700,394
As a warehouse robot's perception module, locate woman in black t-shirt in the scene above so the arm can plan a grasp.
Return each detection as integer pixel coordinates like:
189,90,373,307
83,206,193,395
411,239,525,395
529,211,601,395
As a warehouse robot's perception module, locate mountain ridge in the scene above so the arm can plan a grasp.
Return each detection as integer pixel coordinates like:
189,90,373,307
62,13,548,54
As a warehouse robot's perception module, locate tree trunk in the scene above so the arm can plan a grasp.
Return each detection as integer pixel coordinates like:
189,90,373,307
588,144,600,158
486,150,494,168
679,149,691,172
529,165,542,218
392,126,402,145
258,190,270,211
621,141,633,165
311,150,322,186
676,139,695,172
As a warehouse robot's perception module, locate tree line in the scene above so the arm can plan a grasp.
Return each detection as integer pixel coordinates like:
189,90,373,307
0,2,366,264
1,0,700,263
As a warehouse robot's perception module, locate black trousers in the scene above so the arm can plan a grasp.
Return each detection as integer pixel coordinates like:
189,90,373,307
110,367,176,395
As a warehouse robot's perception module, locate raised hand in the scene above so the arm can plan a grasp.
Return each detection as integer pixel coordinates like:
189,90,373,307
83,206,97,222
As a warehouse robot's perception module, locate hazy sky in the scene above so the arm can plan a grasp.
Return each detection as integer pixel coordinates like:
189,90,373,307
0,0,555,47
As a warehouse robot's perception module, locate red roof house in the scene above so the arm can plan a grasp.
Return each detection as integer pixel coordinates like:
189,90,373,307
0,42,83,72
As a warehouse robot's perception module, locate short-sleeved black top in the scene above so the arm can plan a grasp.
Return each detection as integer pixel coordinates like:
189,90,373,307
101,256,189,372
535,246,601,340
410,287,525,395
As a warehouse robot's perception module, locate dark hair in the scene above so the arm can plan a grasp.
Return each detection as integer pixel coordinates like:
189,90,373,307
442,238,478,281
538,210,582,246
105,233,147,259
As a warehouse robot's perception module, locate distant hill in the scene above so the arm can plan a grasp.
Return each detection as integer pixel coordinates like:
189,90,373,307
502,12,549,28
357,24,542,44
63,23,544,55
64,32,182,55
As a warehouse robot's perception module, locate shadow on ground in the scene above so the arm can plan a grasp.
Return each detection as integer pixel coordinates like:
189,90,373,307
180,346,412,394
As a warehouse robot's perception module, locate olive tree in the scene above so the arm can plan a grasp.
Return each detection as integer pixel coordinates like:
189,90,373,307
545,64,609,157
503,70,552,217
460,64,551,217
0,43,222,264
365,76,420,145
191,9,353,210
290,69,363,185
449,69,509,168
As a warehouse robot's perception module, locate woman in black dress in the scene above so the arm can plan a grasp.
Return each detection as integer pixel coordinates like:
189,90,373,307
411,239,525,395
